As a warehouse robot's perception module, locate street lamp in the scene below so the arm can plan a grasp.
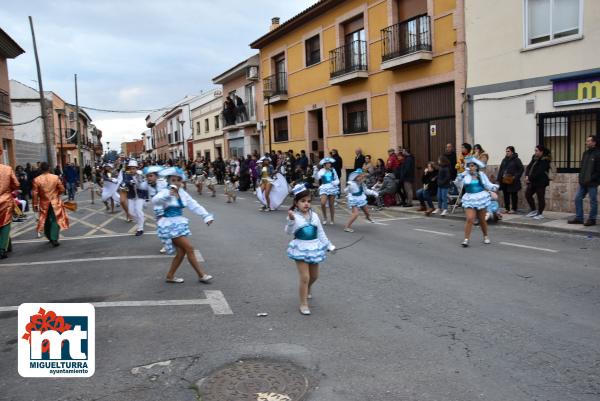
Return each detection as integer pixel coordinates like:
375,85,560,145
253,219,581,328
55,108,65,172
263,85,273,154
179,119,185,161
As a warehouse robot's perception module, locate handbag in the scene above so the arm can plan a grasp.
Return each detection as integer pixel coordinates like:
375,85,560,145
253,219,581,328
502,174,515,185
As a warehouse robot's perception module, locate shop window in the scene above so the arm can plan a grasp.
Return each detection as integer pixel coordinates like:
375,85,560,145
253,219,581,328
539,109,599,172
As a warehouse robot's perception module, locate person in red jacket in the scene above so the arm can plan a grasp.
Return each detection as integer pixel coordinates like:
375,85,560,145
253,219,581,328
385,148,400,172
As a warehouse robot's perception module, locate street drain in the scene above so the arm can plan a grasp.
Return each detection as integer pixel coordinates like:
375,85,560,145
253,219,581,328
198,359,311,401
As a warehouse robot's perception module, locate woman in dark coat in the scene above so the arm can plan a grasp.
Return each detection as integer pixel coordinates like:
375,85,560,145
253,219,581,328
524,145,551,219
497,146,524,213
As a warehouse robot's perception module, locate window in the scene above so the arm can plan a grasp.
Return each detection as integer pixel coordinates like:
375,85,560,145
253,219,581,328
196,122,201,136
343,99,368,134
526,0,581,46
305,35,321,66
273,116,289,142
205,118,209,132
214,115,220,129
539,109,599,172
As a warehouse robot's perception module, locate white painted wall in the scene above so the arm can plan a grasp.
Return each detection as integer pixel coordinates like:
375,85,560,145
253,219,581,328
11,101,44,144
473,86,600,165
466,0,600,88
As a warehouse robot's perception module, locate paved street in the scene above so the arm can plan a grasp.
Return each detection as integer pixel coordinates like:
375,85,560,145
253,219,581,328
1,187,599,401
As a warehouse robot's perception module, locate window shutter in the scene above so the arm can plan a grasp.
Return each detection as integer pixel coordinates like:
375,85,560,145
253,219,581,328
553,0,579,35
528,0,551,41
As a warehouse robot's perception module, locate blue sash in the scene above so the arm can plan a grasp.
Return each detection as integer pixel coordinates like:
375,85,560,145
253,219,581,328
465,180,485,193
352,186,364,197
322,171,334,184
163,207,183,217
294,225,318,240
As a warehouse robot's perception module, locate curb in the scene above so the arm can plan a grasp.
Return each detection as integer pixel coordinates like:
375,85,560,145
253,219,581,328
374,207,600,238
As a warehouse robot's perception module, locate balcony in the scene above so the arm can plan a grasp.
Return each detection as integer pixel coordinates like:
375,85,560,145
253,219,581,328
381,15,432,70
94,144,103,156
222,101,257,131
329,40,368,85
263,72,288,103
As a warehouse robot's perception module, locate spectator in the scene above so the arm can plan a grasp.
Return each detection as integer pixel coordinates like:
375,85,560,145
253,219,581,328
64,162,79,201
235,94,247,122
525,145,552,220
416,161,438,215
568,135,600,226
15,165,30,203
385,148,400,172
498,146,524,214
354,148,365,170
456,143,473,174
375,171,397,209
444,143,458,179
297,150,309,173
362,154,374,174
436,155,452,216
473,144,489,166
398,148,415,207
331,149,343,195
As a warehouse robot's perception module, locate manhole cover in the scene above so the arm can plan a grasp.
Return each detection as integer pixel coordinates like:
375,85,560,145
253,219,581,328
198,359,311,401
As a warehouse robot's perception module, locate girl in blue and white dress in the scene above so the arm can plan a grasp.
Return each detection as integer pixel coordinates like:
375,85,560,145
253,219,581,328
286,184,336,315
455,157,499,247
316,157,340,225
343,168,378,233
152,167,214,284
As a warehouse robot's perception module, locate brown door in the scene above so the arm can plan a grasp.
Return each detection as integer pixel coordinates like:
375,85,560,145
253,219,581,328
401,83,455,191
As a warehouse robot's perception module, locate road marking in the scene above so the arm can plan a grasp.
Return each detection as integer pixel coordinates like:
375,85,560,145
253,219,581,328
0,248,204,265
413,228,455,236
11,232,158,244
0,254,170,267
84,212,123,236
499,242,559,253
0,290,233,315
12,209,103,238
375,217,422,222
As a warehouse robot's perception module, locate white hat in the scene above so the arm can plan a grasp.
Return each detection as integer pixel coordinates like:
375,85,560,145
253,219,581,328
291,183,309,196
465,156,486,169
348,168,366,182
143,165,163,175
258,156,272,163
159,166,187,180
319,157,335,166
127,160,138,168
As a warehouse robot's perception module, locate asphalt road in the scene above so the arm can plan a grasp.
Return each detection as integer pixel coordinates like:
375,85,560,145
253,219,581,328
0,187,598,401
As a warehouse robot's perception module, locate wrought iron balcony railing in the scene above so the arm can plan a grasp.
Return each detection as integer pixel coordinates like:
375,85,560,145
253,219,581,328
329,40,368,79
263,72,287,97
381,15,431,62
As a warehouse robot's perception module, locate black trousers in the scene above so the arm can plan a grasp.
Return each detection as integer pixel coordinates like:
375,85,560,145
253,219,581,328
503,191,519,212
525,185,546,214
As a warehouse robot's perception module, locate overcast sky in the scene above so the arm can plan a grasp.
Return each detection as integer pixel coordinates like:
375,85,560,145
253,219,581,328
3,0,317,150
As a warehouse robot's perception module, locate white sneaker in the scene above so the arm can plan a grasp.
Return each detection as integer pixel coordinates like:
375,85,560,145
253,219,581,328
159,247,166,254
526,210,538,217
440,209,448,216
533,214,544,220
461,239,469,247
432,209,439,215
322,221,327,226
483,236,491,244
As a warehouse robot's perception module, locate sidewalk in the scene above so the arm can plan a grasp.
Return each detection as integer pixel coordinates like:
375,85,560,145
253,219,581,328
374,204,600,237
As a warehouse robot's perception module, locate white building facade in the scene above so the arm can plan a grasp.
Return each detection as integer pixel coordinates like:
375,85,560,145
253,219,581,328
465,0,600,212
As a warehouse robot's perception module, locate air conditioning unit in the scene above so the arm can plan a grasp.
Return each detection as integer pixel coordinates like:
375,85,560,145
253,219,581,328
246,66,259,81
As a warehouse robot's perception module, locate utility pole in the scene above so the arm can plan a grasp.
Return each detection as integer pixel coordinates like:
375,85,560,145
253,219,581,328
74,74,84,189
29,16,54,166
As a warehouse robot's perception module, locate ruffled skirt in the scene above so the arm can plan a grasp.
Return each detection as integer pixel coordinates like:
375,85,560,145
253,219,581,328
319,183,339,196
462,191,491,210
347,194,367,208
287,238,328,264
157,216,191,255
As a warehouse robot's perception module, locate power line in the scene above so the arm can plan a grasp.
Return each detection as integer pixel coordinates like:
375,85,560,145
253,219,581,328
0,115,42,127
80,105,172,114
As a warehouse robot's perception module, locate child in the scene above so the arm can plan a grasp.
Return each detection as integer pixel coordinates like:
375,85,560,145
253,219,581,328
316,157,339,225
486,191,502,223
206,166,217,197
286,184,335,315
225,175,238,203
195,169,205,194
343,169,378,233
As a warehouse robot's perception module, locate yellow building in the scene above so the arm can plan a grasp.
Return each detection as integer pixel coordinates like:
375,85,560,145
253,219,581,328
250,0,465,179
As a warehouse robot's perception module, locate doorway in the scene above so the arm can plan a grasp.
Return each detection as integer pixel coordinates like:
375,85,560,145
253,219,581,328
400,83,455,189
307,109,324,161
